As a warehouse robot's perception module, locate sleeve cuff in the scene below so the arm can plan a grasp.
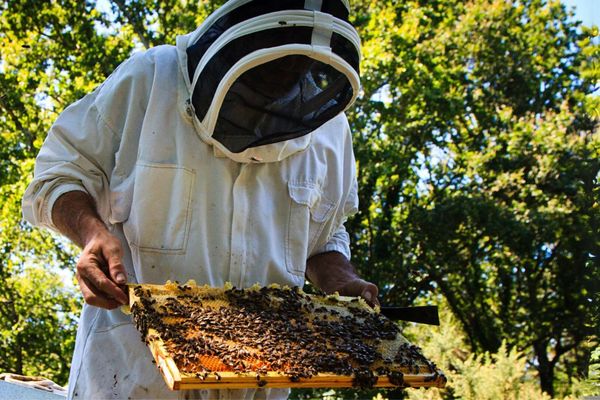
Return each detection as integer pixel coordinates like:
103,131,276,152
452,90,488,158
311,226,351,260
44,183,88,230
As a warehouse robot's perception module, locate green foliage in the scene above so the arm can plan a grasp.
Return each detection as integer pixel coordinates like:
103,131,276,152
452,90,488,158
567,345,600,397
403,304,552,400
0,264,80,385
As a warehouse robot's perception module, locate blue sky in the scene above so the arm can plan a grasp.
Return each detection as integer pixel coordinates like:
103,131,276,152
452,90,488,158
561,0,599,27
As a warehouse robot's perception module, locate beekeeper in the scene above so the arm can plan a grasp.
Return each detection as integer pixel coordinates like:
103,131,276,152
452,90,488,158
22,0,378,399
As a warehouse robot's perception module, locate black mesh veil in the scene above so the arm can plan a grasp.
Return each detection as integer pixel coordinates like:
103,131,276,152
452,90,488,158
214,55,353,152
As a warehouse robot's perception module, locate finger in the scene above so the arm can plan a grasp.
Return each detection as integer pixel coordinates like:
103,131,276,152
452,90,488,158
80,268,127,307
77,273,122,309
81,277,122,309
101,240,127,285
79,259,129,305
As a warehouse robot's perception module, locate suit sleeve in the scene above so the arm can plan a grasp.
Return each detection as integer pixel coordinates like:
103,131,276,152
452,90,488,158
312,115,359,260
312,177,358,260
22,53,149,231
22,91,119,231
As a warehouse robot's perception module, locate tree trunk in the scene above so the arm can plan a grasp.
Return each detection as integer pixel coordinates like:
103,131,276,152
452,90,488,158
534,341,555,397
5,299,24,375
15,333,23,375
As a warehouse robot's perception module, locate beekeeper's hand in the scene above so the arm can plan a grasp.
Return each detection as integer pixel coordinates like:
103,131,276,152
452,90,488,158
52,191,128,309
305,251,380,307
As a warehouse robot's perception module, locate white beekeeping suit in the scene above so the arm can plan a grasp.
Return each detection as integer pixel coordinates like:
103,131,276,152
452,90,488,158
23,0,362,398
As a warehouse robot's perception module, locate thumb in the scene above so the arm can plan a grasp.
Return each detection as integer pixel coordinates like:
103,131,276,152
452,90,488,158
359,282,380,308
338,279,380,307
102,240,127,285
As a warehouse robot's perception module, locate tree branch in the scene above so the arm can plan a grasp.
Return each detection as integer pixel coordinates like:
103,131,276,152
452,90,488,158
111,0,153,49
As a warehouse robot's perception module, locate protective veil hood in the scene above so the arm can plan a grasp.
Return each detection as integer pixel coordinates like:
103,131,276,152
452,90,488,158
176,0,361,163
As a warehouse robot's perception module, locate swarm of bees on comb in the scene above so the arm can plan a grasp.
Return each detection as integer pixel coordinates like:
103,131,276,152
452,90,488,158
126,281,446,390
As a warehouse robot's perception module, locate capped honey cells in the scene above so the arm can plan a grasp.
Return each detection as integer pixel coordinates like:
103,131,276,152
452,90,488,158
127,281,447,390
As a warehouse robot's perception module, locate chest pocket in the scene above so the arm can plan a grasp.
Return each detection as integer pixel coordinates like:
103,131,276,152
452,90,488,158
286,181,335,276
124,163,195,253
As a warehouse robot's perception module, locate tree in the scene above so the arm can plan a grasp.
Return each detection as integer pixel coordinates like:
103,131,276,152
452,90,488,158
0,249,80,384
347,0,598,396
